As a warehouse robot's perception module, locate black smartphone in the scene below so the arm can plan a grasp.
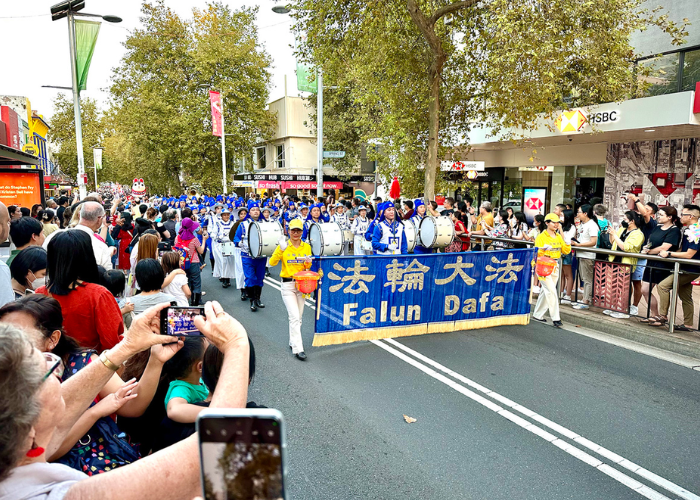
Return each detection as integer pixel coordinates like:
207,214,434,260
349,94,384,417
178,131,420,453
159,306,205,336
198,409,287,500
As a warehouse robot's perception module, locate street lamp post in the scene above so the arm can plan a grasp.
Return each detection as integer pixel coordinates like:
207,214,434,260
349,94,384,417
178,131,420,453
272,5,324,199
50,1,121,199
220,95,228,195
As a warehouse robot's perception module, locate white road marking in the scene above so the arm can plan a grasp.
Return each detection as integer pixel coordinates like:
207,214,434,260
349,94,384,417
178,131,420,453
262,274,698,498
376,338,700,500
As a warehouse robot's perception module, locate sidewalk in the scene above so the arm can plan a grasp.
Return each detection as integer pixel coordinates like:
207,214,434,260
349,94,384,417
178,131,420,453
531,299,700,360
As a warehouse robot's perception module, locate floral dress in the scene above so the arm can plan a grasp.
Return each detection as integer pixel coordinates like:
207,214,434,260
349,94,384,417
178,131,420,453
57,351,140,475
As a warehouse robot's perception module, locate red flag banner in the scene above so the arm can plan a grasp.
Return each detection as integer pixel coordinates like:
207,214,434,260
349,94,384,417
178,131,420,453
209,91,222,137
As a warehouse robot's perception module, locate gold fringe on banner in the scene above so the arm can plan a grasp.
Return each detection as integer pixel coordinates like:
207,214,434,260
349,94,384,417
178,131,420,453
312,314,531,347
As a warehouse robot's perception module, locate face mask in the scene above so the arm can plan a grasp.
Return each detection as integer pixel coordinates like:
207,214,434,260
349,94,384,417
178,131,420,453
29,272,46,290
621,220,629,229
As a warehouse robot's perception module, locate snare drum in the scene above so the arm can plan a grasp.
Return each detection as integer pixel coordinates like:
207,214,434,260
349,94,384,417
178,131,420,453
403,219,417,253
220,241,235,256
309,222,344,256
418,216,455,249
248,221,283,258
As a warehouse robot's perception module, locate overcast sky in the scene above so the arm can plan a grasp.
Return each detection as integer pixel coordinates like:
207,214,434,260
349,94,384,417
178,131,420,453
0,0,298,120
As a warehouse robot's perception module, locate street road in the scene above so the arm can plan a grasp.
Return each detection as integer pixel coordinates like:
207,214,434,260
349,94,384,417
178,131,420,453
201,265,700,500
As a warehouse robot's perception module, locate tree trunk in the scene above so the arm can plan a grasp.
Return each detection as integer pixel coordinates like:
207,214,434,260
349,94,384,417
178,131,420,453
424,66,440,206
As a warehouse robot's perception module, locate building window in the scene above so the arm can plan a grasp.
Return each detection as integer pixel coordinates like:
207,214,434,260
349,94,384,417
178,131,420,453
682,48,700,91
256,147,266,169
276,145,285,169
639,53,679,96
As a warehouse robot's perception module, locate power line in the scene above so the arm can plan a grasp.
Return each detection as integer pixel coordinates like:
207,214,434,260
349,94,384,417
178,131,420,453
0,13,50,19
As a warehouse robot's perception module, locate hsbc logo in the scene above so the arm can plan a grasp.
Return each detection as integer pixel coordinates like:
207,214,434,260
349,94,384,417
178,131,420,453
556,108,621,134
525,198,543,211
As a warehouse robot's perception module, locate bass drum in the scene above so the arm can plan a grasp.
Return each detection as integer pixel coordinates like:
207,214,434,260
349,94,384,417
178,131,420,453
309,222,344,256
403,219,417,253
418,216,455,249
247,221,283,258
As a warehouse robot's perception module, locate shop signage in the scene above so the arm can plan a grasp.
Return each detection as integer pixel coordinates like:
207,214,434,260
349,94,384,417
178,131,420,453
518,166,553,172
22,143,39,156
258,180,281,189
234,173,374,183
281,181,344,190
523,187,547,224
232,180,255,188
556,108,621,133
441,161,485,171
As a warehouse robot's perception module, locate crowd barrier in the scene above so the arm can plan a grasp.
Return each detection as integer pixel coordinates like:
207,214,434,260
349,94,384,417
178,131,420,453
467,233,698,335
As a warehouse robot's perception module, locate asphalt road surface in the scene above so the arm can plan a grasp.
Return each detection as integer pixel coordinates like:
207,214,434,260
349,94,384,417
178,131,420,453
201,264,700,500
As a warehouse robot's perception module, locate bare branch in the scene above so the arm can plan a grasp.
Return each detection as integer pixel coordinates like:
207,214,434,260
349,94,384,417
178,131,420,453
430,0,481,24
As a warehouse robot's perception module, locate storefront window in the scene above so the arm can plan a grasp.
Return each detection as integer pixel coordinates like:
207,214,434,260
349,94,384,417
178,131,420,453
502,176,523,213
682,49,700,91
639,53,679,96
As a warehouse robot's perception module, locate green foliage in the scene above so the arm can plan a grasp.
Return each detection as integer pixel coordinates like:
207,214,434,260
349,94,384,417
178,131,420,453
291,0,688,199
106,1,275,194
47,94,105,192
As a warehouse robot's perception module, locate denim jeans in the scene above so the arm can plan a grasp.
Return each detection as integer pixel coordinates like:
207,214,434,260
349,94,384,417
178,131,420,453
186,264,202,294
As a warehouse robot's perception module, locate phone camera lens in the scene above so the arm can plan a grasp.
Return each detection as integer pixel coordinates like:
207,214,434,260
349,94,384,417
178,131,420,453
221,429,227,436
205,430,211,435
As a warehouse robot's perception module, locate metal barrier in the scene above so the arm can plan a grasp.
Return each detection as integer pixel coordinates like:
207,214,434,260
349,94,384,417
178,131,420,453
467,233,697,335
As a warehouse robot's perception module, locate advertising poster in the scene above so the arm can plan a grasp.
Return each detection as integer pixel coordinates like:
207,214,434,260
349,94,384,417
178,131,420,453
523,187,547,224
0,168,44,208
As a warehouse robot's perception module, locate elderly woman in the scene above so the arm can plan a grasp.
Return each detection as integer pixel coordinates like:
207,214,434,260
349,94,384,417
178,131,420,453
0,301,249,500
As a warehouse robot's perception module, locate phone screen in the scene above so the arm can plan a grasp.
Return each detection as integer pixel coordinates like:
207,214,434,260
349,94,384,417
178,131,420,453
160,306,204,336
199,411,285,500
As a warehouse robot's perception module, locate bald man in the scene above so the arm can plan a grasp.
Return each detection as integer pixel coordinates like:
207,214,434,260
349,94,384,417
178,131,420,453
0,203,15,306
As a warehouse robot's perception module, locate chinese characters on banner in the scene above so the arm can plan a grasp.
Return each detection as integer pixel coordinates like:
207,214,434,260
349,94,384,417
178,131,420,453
313,249,536,346
209,91,223,137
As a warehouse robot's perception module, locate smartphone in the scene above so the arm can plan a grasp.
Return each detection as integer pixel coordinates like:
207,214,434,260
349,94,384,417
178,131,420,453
159,306,205,336
198,409,287,500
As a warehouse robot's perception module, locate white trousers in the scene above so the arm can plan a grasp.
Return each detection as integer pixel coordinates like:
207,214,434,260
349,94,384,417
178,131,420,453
353,235,370,255
281,281,306,354
533,266,561,322
233,248,245,289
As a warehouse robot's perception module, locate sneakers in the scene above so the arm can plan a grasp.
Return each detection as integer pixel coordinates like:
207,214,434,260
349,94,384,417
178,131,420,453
572,303,589,310
610,312,630,319
561,295,572,305
629,305,639,316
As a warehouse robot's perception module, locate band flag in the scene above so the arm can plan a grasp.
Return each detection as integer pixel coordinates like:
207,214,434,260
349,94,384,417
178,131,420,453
313,249,536,346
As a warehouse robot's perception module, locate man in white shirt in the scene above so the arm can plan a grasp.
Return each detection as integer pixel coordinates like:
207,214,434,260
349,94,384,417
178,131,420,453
44,202,114,270
0,202,14,307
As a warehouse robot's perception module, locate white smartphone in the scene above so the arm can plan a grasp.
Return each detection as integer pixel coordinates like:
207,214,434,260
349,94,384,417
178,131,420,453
197,409,287,500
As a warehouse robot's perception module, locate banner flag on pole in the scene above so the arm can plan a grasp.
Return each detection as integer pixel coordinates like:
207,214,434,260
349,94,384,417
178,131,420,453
209,91,223,137
75,20,101,91
313,249,536,346
296,62,318,93
93,148,103,170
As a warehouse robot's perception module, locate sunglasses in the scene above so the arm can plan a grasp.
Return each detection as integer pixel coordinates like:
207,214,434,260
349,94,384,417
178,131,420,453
681,213,693,217
42,352,64,382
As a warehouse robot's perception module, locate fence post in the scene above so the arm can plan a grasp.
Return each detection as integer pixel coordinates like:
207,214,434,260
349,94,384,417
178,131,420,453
668,261,680,334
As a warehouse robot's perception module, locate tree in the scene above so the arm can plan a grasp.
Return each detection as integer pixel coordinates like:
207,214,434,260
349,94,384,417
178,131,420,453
47,94,105,192
107,1,275,194
291,0,688,200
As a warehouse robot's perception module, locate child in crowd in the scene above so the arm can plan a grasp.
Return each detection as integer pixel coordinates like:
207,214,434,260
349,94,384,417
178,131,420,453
164,338,210,423
100,268,135,318
161,251,191,306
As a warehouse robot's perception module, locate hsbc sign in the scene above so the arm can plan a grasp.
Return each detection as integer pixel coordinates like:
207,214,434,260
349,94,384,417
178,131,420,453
556,108,621,134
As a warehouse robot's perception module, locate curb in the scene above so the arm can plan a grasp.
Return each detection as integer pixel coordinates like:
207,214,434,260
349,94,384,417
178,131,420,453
551,306,700,360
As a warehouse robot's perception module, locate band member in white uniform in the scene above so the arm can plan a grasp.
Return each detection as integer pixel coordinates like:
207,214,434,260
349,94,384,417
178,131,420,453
411,199,434,254
331,203,351,254
351,205,370,255
372,201,408,255
231,206,248,300
211,207,235,288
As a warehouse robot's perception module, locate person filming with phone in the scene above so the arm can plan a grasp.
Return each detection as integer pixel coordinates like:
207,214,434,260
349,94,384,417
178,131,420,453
0,300,251,500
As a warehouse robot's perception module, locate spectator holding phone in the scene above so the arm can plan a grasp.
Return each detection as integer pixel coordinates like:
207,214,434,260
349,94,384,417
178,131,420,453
0,300,250,500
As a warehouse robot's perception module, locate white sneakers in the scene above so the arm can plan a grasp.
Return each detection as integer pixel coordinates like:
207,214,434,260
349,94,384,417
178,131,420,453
629,305,639,316
572,303,589,310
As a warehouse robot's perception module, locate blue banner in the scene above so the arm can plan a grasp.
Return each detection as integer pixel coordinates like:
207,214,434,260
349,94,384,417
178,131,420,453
313,249,536,346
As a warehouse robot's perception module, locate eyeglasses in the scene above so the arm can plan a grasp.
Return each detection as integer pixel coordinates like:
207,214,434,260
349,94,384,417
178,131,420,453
681,213,693,217
42,352,64,382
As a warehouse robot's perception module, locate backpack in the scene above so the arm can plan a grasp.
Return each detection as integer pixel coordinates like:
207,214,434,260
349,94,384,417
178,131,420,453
597,223,613,250
173,236,193,270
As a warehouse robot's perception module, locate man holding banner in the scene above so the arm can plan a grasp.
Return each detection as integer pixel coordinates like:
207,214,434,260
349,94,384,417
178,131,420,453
372,201,407,255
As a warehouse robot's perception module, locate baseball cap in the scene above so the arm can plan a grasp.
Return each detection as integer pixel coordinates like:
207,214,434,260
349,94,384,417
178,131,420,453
289,219,304,230
544,213,560,223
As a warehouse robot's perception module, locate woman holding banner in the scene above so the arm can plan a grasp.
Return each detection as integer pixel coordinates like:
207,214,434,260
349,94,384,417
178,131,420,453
532,213,571,328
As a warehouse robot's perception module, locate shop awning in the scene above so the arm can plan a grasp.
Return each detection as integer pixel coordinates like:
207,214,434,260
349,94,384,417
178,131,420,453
0,144,40,166
466,91,700,151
